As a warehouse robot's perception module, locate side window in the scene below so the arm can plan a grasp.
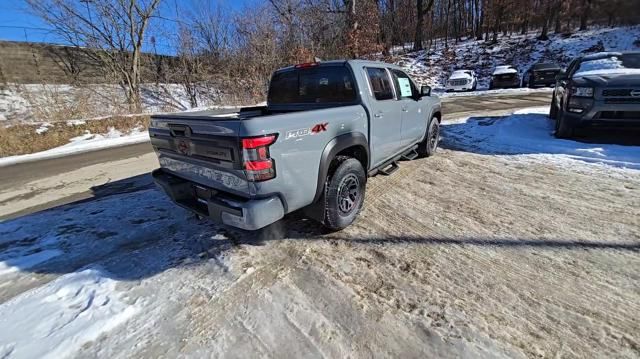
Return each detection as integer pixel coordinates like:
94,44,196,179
366,68,394,101
390,69,418,99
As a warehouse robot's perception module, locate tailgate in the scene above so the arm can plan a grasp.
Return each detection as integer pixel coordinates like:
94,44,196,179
149,113,250,195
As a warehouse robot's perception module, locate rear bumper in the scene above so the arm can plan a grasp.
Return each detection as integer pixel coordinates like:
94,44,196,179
152,169,284,230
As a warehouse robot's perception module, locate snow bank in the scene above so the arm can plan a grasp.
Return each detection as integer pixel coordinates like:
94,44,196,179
393,25,640,90
0,268,140,359
442,107,640,170
0,250,63,276
0,83,225,124
0,129,149,167
438,87,552,98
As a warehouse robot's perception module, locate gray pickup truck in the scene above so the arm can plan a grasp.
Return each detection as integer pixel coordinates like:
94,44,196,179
149,60,441,231
550,51,640,138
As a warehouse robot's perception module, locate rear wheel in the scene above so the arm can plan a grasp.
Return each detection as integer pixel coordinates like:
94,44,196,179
417,117,440,158
323,158,366,230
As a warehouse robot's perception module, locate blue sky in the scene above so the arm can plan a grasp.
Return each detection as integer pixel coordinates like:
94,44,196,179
0,0,254,54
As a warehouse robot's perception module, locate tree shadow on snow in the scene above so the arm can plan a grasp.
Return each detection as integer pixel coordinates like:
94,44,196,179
0,173,638,281
441,113,640,169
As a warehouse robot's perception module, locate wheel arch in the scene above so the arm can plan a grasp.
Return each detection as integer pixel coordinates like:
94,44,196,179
313,132,369,204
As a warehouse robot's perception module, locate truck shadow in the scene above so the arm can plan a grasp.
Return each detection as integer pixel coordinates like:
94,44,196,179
0,175,637,282
441,113,640,169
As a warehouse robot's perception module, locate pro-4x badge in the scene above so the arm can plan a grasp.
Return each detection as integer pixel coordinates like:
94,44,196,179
311,123,328,133
285,123,329,140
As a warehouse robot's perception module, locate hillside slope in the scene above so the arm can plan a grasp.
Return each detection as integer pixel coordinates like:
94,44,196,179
392,25,640,90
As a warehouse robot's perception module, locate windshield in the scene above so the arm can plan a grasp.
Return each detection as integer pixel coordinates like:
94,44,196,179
574,53,640,76
268,66,357,105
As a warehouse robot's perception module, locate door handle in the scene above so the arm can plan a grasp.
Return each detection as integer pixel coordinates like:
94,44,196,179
374,112,384,118
401,107,409,112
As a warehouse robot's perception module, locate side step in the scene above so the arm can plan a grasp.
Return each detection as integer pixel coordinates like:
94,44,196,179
378,161,399,176
401,148,419,161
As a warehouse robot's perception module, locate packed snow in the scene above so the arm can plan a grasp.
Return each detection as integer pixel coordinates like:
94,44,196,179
0,268,140,359
442,106,640,170
0,105,638,358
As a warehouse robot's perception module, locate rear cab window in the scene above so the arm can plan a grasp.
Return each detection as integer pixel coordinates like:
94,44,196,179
365,67,394,101
268,65,358,105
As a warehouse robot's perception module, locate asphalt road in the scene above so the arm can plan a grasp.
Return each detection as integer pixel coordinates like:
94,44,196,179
0,92,552,220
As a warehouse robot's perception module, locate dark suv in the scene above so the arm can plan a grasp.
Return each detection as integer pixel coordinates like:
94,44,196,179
522,62,561,88
489,65,520,89
550,51,640,138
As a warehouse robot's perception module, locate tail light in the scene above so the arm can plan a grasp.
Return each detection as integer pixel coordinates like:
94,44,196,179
241,134,277,181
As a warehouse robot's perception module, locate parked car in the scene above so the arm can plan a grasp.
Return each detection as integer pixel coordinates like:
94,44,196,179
445,70,477,92
489,65,520,89
149,60,442,231
550,51,640,138
522,62,561,88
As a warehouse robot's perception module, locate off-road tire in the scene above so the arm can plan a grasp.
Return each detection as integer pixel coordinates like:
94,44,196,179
549,96,558,119
417,117,440,158
323,157,366,231
555,110,575,139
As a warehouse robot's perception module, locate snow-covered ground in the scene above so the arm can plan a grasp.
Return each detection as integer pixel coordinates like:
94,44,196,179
0,83,225,124
1,102,638,357
437,86,552,98
394,25,640,90
442,106,640,170
0,127,149,167
1,112,638,357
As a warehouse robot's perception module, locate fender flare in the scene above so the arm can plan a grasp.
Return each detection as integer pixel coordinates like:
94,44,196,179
420,105,442,142
312,132,369,203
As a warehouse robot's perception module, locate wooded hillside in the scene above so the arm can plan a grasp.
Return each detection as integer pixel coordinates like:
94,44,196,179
24,0,640,109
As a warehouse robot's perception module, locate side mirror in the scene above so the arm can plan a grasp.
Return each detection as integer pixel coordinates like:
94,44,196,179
420,85,431,97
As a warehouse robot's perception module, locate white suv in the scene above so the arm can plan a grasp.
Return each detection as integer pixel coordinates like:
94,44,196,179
445,70,477,92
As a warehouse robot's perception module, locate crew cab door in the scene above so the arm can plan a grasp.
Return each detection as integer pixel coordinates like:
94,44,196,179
364,67,404,168
389,69,424,147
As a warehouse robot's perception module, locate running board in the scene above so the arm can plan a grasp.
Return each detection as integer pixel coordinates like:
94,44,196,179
378,162,399,176
368,145,418,177
401,149,419,161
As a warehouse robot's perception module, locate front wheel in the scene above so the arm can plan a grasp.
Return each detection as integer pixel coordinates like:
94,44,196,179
549,96,558,119
417,117,440,158
323,158,366,230
555,110,575,139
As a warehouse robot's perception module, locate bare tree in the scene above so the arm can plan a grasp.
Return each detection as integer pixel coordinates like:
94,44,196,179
413,0,435,51
175,26,202,108
26,0,162,112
